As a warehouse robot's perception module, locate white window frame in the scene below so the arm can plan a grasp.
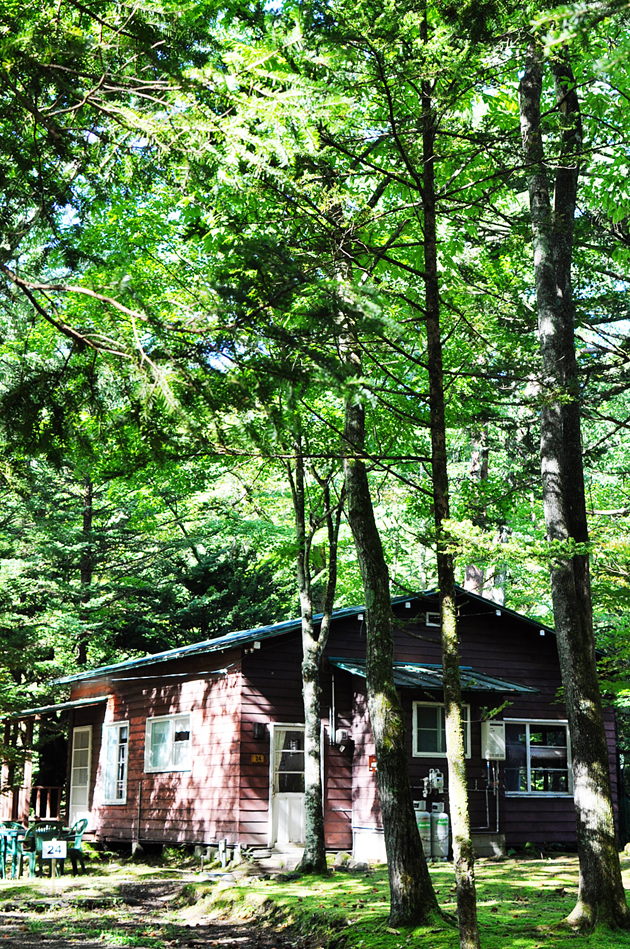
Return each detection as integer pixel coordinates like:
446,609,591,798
426,612,441,627
504,718,573,797
412,702,471,758
144,714,192,773
69,725,92,827
102,721,129,805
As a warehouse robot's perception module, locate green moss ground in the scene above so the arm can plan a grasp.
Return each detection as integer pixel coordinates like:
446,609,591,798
204,854,630,949
3,852,630,948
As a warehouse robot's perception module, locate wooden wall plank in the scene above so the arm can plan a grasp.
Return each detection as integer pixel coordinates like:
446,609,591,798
63,594,619,852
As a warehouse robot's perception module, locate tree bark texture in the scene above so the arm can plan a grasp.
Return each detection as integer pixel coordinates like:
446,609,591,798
463,430,491,599
299,628,327,874
288,443,339,875
422,78,480,949
343,387,439,925
519,44,629,930
77,476,93,666
328,154,438,919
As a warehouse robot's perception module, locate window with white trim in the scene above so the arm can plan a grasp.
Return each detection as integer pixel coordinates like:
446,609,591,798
504,720,572,795
412,702,470,757
145,714,191,773
103,722,129,804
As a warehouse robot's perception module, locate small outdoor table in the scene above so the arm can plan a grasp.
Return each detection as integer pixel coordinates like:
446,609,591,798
0,825,26,880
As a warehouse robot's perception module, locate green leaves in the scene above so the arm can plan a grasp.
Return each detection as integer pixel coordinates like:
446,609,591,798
2,0,630,715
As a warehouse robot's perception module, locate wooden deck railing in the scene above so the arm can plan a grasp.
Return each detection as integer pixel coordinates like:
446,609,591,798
0,786,65,824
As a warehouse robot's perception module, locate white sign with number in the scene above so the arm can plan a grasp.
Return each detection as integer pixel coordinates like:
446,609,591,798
42,840,67,859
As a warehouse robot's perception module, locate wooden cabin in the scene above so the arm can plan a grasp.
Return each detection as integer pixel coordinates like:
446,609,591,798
6,589,619,859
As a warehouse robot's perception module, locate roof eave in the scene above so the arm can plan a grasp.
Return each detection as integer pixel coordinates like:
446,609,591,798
7,695,110,719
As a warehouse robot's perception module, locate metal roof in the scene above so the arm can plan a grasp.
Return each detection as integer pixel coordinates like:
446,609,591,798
52,587,552,685
52,619,303,684
53,599,389,684
10,695,110,718
328,658,538,693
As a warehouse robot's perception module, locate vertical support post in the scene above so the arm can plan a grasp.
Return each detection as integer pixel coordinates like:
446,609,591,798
132,781,143,855
22,720,34,825
4,722,19,821
0,721,10,821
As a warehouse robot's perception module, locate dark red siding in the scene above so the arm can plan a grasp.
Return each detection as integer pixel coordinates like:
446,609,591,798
61,591,619,853
322,671,353,851
323,597,619,849
239,634,353,850
70,651,242,845
239,634,303,845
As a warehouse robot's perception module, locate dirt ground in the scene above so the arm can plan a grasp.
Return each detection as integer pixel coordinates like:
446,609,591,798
0,878,308,949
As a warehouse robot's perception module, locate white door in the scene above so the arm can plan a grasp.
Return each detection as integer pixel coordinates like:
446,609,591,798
69,725,92,827
270,726,305,846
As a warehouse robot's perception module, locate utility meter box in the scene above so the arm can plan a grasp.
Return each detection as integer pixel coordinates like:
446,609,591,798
481,720,506,760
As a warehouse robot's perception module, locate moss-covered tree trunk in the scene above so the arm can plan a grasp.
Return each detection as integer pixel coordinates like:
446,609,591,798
299,625,327,873
343,377,439,925
519,43,629,931
422,74,480,949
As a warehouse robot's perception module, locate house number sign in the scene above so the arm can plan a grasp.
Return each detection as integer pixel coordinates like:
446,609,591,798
251,754,265,763
42,840,67,859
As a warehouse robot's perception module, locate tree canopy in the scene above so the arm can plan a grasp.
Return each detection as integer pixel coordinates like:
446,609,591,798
1,0,630,702
3,0,630,928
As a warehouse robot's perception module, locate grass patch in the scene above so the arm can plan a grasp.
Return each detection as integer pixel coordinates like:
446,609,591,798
4,852,630,949
195,856,630,949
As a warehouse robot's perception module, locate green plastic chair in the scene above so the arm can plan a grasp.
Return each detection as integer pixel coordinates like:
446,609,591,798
0,828,6,881
21,821,66,878
62,818,88,875
0,822,26,880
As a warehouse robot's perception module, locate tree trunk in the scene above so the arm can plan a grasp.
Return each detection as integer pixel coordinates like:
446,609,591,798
299,610,327,873
288,441,342,874
463,430,488,597
343,386,439,926
519,43,629,930
422,75,480,949
77,476,93,666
